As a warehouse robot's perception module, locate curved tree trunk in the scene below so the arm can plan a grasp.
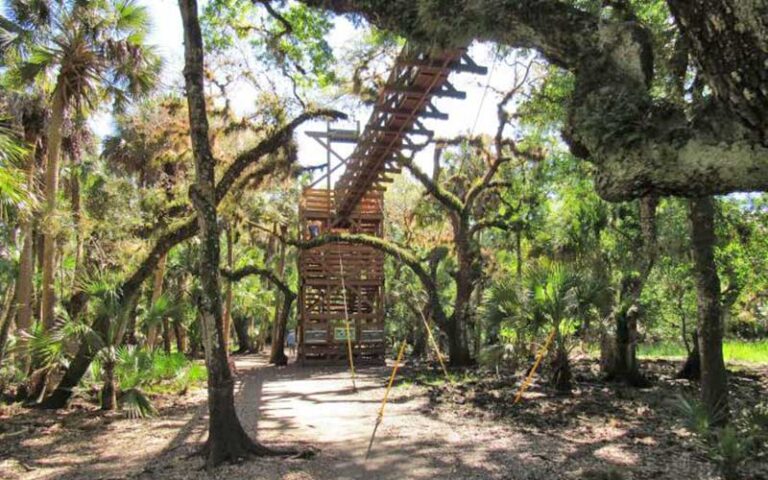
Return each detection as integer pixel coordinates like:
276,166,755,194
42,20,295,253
179,0,285,466
688,196,729,424
269,294,294,366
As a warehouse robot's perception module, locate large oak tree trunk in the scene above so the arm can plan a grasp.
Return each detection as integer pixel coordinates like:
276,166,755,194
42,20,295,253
40,90,66,331
298,0,768,200
688,196,729,424
233,315,254,353
179,0,281,466
269,236,289,365
269,294,294,366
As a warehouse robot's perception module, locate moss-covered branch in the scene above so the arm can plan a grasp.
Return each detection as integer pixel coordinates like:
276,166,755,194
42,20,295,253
398,155,463,213
222,265,296,300
297,0,768,200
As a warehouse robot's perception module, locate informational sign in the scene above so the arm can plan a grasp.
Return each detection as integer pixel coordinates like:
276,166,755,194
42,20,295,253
305,329,327,344
334,326,356,341
361,329,384,342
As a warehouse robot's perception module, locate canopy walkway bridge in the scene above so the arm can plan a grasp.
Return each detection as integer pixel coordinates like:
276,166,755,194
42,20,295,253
297,45,486,365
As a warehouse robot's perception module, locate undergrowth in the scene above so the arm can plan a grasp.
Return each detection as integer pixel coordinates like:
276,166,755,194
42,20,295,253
89,346,206,418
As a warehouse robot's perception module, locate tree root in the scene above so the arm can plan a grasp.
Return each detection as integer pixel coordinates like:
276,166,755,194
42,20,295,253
200,435,316,469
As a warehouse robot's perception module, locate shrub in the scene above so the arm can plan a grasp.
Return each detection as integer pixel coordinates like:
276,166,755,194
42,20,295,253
674,395,767,480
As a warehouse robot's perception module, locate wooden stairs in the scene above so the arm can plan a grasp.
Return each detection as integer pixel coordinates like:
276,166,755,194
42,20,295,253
297,44,486,365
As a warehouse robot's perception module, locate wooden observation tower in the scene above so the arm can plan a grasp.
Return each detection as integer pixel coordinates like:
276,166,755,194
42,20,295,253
297,45,486,365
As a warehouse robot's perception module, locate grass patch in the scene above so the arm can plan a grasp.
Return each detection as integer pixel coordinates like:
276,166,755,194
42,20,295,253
638,340,768,364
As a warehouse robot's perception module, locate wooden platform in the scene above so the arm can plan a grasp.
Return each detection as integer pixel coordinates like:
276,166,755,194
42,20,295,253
297,188,386,366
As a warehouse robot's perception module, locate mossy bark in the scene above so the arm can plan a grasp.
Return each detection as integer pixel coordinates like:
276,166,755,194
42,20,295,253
299,0,768,200
179,0,287,466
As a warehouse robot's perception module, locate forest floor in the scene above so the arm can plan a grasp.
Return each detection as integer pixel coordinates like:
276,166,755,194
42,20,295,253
1,354,767,480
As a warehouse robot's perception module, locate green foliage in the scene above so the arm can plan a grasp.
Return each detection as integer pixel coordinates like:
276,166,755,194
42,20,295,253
0,123,33,217
203,0,335,88
90,345,206,417
639,340,768,364
674,395,767,480
518,67,575,129
2,0,161,112
27,311,93,371
121,387,156,419
483,260,592,363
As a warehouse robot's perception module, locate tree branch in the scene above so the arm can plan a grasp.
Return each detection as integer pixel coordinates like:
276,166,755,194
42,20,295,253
399,154,463,214
216,108,346,201
222,265,296,300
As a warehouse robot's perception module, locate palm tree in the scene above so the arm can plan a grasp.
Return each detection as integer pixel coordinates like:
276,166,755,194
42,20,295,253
0,90,47,373
2,0,160,331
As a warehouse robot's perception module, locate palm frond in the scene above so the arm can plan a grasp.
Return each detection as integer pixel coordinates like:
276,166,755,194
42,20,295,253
120,387,156,419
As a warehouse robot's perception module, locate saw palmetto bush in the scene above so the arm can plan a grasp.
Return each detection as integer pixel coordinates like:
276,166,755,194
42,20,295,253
483,260,599,392
674,395,768,480
90,345,206,418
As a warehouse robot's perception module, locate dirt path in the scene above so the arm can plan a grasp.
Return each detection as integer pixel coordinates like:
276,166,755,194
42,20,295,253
3,353,745,479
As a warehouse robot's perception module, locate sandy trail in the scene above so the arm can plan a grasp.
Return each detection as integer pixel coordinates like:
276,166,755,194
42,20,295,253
1,353,730,479
236,356,521,480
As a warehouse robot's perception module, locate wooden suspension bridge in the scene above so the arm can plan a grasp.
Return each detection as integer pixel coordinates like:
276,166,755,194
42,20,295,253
297,44,487,365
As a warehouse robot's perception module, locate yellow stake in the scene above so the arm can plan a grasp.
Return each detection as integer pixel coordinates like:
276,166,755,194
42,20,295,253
513,327,557,405
418,308,451,384
366,339,407,460
338,251,357,392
